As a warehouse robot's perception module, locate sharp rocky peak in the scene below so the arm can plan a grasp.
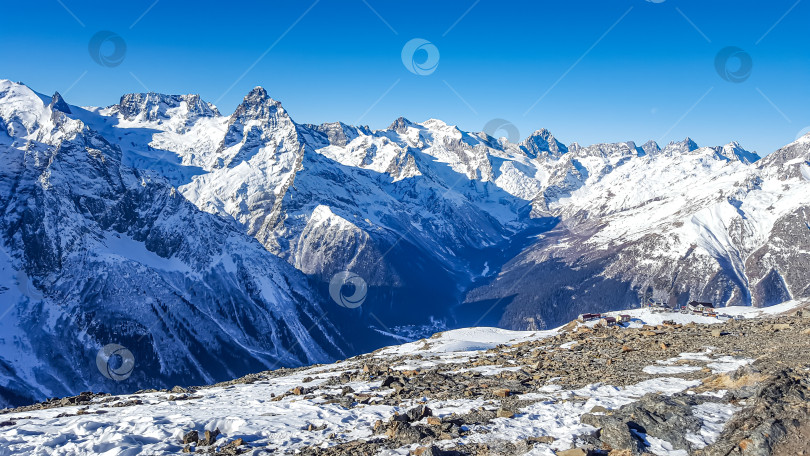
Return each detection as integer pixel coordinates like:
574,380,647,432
640,140,661,156
721,141,760,164
662,137,700,154
117,92,220,121
230,86,289,123
388,116,417,134
305,121,370,147
215,87,301,168
49,92,71,115
520,129,568,159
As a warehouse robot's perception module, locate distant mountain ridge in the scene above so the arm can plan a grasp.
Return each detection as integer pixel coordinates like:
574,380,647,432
82,84,807,322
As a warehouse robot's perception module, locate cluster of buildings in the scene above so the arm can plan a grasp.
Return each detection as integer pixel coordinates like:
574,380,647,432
645,300,729,317
577,300,743,327
577,313,631,326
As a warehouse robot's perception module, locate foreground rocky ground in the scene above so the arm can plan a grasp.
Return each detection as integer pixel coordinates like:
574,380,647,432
2,304,809,456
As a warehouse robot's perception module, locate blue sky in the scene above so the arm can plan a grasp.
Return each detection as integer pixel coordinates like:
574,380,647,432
2,0,808,154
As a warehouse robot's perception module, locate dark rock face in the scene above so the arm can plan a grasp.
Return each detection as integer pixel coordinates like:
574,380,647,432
747,207,810,307
640,140,661,156
49,92,71,114
699,369,810,456
521,129,568,159
305,122,365,147
583,393,712,454
663,137,700,154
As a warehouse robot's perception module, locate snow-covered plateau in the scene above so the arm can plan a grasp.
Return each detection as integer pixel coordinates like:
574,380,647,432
1,301,808,455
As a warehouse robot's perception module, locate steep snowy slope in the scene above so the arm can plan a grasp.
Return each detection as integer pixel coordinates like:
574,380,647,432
0,81,346,408
465,136,810,329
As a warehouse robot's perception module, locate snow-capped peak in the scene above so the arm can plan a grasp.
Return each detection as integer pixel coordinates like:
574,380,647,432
0,80,52,137
520,128,568,159
640,139,661,156
721,141,760,164
116,92,220,123
225,86,293,130
304,121,369,147
662,137,700,155
387,116,417,133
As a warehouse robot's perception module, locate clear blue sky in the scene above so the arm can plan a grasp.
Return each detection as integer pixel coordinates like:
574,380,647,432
2,0,808,155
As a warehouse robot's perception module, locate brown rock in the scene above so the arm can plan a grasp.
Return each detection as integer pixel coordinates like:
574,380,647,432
199,429,220,446
556,449,588,456
182,430,198,444
220,437,245,450
608,450,634,456
494,388,511,398
528,435,556,444
373,419,384,433
496,408,514,418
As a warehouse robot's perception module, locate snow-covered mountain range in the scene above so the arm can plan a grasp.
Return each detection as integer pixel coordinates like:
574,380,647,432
1,79,808,407
0,81,346,407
